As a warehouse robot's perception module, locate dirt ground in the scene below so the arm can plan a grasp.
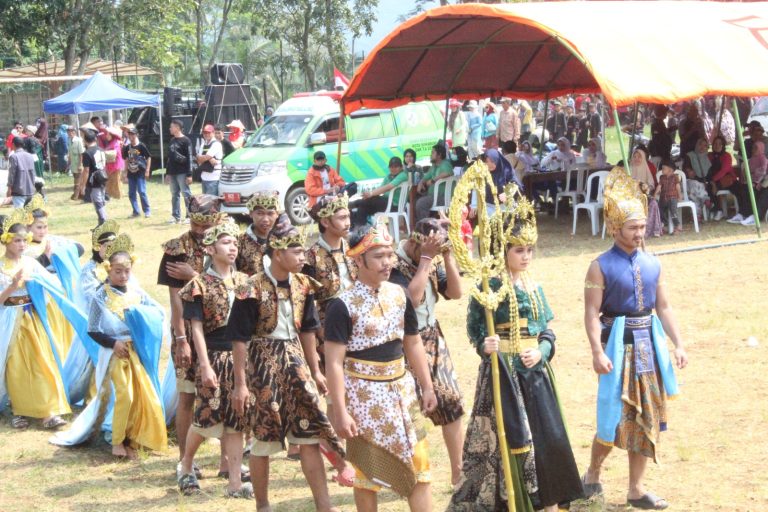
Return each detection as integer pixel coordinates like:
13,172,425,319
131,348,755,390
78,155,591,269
0,177,766,511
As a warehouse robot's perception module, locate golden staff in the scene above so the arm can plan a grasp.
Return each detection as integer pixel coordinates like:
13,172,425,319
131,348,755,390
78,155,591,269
447,161,515,511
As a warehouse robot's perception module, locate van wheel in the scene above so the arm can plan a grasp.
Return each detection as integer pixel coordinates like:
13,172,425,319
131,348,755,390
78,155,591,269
285,187,311,225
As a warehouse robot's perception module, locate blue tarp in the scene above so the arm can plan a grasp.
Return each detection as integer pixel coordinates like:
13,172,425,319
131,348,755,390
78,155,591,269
43,72,159,114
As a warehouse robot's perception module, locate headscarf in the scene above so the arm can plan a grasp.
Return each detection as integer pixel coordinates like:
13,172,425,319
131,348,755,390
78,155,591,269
516,141,539,172
629,147,655,190
57,125,69,149
484,148,521,203
749,140,768,184
687,138,711,179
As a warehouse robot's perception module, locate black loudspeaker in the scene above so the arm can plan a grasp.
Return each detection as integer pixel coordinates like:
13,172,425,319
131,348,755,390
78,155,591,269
163,87,182,116
204,85,255,107
209,63,245,85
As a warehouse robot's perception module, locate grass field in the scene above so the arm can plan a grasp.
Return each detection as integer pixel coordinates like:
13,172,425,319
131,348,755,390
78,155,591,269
0,174,766,511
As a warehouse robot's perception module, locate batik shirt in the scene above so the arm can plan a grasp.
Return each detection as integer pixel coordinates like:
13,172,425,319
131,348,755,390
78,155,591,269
303,236,358,304
236,226,269,277
389,245,448,330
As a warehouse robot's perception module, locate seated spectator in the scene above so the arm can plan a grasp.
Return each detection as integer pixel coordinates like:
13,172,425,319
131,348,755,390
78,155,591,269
452,146,469,175
581,136,607,169
728,139,768,225
305,150,345,208
470,148,519,217
708,135,740,221
683,137,713,213
501,140,525,184
540,137,576,171
515,140,539,174
403,148,422,185
349,156,409,227
630,146,662,237
415,142,454,221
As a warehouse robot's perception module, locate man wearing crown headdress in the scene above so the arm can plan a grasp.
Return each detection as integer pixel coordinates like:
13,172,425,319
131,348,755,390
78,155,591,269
388,217,466,487
157,194,226,475
0,209,72,430
229,213,343,512
582,167,688,510
177,221,252,497
236,191,280,276
303,193,358,486
323,223,437,511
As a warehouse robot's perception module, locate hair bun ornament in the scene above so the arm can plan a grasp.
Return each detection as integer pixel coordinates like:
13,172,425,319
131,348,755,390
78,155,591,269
1,209,33,244
105,233,135,261
91,219,121,247
24,193,49,218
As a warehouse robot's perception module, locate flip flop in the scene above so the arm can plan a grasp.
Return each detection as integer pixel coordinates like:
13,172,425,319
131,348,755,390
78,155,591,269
178,473,201,496
581,473,603,498
225,482,254,499
627,492,669,510
217,469,251,482
42,416,66,429
11,416,29,429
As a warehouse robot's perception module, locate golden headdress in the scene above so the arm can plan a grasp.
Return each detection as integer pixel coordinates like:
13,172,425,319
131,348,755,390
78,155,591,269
246,190,280,212
267,213,306,250
202,219,241,246
603,166,648,236
189,194,225,225
91,220,120,247
346,221,393,257
493,183,538,247
0,209,33,244
104,233,135,261
24,193,49,219
310,193,349,221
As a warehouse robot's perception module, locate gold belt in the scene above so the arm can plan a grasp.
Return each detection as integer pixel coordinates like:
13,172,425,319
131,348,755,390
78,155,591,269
344,356,405,381
4,295,31,306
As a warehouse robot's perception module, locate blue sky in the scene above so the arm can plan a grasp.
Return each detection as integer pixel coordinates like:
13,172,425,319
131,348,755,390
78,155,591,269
355,0,441,54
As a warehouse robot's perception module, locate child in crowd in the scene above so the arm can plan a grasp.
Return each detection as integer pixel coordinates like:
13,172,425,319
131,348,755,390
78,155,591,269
655,159,682,234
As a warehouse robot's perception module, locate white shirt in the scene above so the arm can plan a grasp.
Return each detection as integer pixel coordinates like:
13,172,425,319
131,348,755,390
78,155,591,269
541,149,576,171
198,139,223,182
263,264,298,339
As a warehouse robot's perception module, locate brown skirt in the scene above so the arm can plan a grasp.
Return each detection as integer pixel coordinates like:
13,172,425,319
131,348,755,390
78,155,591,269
105,171,122,199
193,349,248,433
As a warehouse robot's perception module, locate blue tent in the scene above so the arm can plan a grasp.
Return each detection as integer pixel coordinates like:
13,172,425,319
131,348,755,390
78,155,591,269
43,72,159,114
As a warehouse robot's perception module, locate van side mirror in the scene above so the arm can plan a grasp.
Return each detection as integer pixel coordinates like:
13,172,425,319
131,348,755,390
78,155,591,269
309,132,327,146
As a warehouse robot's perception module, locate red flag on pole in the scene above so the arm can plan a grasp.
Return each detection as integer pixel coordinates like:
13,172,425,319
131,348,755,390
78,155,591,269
334,68,351,90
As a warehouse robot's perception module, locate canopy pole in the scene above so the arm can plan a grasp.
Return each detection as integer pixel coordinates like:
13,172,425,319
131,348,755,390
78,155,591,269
539,93,549,157
337,102,345,175
731,98,761,237
442,96,450,146
613,108,628,171
158,100,165,178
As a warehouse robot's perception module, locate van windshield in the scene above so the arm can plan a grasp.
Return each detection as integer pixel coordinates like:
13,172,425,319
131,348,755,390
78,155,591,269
247,115,310,147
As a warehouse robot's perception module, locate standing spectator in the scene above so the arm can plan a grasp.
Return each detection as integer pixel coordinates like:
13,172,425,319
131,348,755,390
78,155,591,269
648,105,673,162
214,125,235,158
264,106,274,123
54,124,69,174
565,105,578,144
82,131,108,225
575,105,590,151
35,118,49,163
497,98,520,147
6,137,36,207
103,126,125,200
66,125,84,201
678,103,705,159
123,125,152,218
519,99,533,143
305,150,345,208
448,99,468,149
655,159,682,234
546,101,567,141
166,119,193,224
587,101,603,139
466,101,482,159
226,120,246,149
5,121,24,154
482,102,498,150
196,124,223,197
23,125,45,178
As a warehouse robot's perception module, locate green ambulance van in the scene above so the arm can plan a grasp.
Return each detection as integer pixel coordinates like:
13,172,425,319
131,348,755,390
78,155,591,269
218,91,444,224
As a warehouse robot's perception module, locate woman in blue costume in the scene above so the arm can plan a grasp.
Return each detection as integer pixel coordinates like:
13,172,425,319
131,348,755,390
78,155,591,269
582,167,688,510
51,233,167,459
0,209,73,430
449,195,582,512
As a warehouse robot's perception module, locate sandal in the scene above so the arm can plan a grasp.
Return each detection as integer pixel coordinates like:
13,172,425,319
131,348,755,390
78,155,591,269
178,473,201,496
225,482,254,499
581,473,603,498
11,416,29,429
42,416,66,429
176,462,203,481
627,492,669,510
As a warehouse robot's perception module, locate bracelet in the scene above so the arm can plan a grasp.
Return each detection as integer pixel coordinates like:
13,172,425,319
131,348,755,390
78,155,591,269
420,255,433,261
175,335,187,341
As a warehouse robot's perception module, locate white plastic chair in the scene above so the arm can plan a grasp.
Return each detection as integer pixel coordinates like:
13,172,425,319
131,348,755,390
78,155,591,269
573,170,609,236
373,182,411,243
554,163,586,218
669,169,699,233
430,176,458,215
716,189,739,218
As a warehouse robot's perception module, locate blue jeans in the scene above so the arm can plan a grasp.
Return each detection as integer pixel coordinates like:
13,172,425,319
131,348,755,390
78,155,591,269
91,186,107,224
201,180,219,197
12,195,30,208
127,172,150,215
169,174,191,220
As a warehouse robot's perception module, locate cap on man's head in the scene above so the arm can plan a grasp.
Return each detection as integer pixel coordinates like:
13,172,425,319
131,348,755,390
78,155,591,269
314,151,326,160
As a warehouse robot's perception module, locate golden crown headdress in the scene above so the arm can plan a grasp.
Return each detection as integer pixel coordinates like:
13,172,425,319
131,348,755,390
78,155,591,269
268,213,307,250
493,183,538,247
91,220,121,247
246,191,280,212
24,193,49,218
311,193,349,220
190,210,226,225
0,209,33,244
104,233,135,261
603,166,648,236
202,219,241,246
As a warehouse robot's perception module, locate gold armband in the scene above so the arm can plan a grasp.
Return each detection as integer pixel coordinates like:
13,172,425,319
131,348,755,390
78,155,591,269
584,280,605,290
